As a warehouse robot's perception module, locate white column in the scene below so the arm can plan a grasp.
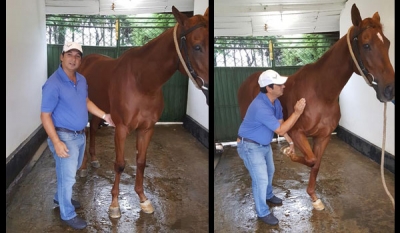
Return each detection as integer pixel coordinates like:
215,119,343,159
186,0,209,129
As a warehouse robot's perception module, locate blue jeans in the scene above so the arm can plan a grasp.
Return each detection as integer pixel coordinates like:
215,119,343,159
47,131,86,220
237,140,275,218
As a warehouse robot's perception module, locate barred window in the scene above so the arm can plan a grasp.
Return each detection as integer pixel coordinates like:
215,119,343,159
46,14,177,47
214,33,339,67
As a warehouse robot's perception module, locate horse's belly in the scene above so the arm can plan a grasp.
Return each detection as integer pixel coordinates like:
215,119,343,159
110,91,164,129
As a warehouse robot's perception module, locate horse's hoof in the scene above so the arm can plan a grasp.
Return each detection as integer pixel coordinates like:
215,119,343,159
312,199,325,210
282,147,290,155
140,199,154,214
109,206,121,218
78,169,88,178
281,146,294,157
91,160,100,168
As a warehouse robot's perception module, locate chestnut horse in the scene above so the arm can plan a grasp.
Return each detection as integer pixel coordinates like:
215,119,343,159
237,4,394,211
77,6,209,218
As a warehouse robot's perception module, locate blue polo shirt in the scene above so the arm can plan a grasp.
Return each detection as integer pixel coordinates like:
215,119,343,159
41,65,88,131
238,92,283,145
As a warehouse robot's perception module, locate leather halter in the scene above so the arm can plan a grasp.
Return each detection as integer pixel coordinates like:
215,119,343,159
347,26,377,86
173,22,208,92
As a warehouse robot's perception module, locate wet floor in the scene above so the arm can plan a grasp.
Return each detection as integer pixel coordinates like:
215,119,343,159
214,135,395,233
6,124,209,232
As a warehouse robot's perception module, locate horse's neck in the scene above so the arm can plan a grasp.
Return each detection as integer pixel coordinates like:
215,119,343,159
311,37,355,102
122,28,179,90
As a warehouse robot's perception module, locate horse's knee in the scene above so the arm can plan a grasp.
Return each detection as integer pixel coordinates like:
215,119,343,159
114,162,125,173
305,157,317,167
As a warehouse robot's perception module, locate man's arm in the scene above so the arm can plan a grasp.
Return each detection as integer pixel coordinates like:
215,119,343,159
274,98,306,135
86,98,115,126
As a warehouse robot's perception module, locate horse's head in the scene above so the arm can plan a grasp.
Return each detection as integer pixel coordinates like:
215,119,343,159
172,6,209,105
349,4,394,103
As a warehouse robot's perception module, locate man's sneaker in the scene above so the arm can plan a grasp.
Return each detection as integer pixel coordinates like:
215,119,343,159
266,195,282,205
258,213,279,225
62,216,87,229
54,199,81,209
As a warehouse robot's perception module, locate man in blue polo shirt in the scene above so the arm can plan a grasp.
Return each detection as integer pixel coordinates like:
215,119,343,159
237,69,306,225
41,42,115,230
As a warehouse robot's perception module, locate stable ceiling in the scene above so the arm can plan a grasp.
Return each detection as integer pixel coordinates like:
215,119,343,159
45,0,195,15
45,0,348,36
214,0,348,36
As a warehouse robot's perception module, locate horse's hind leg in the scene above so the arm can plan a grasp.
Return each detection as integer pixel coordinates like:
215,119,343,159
135,128,155,214
78,128,90,177
78,117,101,177
109,124,129,218
87,117,102,166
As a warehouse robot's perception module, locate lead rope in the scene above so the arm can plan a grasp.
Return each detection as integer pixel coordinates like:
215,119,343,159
381,102,394,209
347,27,394,209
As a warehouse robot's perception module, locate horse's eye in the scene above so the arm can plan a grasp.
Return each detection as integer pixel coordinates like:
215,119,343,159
194,45,202,52
363,44,371,50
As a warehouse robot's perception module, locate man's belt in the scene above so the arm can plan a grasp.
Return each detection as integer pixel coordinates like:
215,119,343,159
237,136,268,146
55,127,85,134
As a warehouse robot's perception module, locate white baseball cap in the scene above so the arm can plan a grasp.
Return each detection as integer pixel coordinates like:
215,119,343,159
63,41,83,54
258,70,288,87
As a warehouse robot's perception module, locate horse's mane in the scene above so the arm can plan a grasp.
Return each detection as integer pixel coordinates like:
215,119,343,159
118,27,174,58
119,14,208,59
291,14,384,77
289,37,342,77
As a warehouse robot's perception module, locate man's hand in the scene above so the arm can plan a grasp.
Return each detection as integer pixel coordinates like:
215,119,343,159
103,113,115,127
54,140,69,158
294,98,306,115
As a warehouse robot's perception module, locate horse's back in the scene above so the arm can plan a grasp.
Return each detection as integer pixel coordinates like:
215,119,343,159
79,53,115,73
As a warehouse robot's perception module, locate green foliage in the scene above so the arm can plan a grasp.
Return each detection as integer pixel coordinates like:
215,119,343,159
214,33,339,67
46,13,178,47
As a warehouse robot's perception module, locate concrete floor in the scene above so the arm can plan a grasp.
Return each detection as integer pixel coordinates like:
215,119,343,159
5,126,395,232
214,135,395,233
6,125,209,233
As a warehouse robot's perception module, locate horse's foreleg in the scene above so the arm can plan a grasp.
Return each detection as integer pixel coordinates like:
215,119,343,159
284,132,316,167
108,125,128,219
135,128,155,214
306,136,331,210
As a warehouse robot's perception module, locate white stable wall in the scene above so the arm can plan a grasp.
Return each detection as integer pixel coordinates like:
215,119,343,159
185,0,209,130
6,0,47,158
339,0,394,155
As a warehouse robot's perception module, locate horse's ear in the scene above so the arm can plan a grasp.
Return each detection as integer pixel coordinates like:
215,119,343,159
204,7,209,20
351,3,362,27
172,5,188,25
372,12,381,23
